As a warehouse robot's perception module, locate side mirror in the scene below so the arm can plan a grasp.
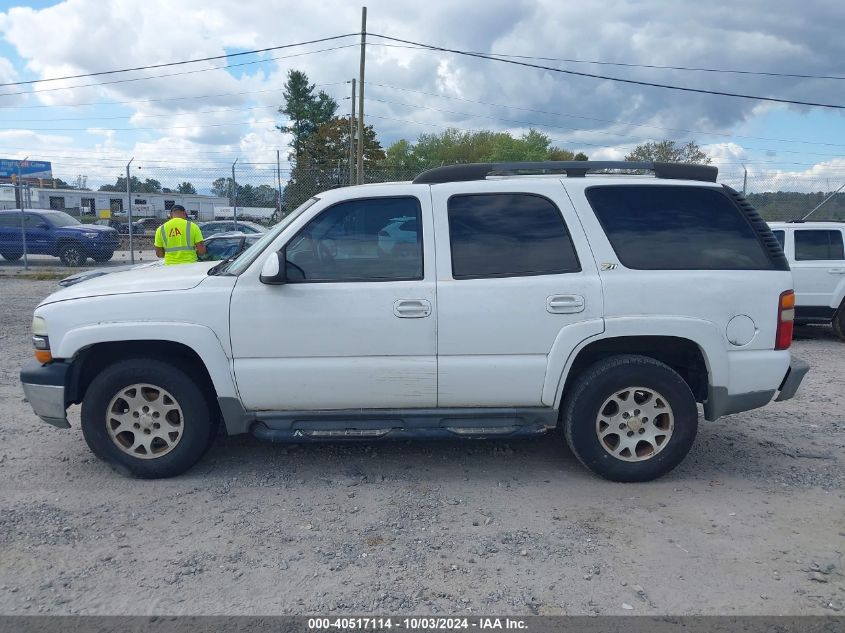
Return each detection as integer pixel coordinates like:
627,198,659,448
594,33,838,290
259,250,287,285
37,223,50,230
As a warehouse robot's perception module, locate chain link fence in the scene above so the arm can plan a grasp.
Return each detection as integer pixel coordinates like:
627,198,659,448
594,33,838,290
1,161,843,271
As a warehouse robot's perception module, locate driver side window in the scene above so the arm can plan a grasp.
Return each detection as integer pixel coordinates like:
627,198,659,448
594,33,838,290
286,196,423,282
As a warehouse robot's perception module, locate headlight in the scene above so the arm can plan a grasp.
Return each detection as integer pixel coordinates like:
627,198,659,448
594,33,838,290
31,316,52,363
82,232,98,239
32,315,48,336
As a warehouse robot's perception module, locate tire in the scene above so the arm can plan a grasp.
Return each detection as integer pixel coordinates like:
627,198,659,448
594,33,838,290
0,251,22,261
81,358,217,478
92,251,114,263
833,305,845,342
562,354,698,482
58,242,87,267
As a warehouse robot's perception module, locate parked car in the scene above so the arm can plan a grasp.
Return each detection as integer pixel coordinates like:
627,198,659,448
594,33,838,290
199,220,267,237
20,161,808,481
94,218,145,235
58,261,163,287
0,209,119,266
135,218,166,232
199,231,262,262
768,221,845,339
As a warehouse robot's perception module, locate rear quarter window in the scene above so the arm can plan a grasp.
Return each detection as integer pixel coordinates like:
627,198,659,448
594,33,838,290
585,185,775,270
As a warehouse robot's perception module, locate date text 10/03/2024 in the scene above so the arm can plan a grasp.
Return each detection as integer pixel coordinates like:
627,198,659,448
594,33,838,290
306,617,528,630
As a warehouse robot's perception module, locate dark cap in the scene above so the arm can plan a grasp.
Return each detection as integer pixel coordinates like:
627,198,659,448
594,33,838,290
170,204,186,213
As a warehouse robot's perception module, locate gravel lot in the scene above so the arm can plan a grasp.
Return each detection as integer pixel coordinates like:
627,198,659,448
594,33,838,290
0,278,843,616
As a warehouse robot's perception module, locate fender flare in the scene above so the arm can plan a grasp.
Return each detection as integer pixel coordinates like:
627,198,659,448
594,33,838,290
544,316,724,409
56,321,238,400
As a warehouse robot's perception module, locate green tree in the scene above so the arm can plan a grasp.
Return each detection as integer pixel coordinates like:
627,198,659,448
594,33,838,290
211,177,234,199
98,176,162,193
381,129,587,169
176,182,196,194
624,140,711,164
282,116,386,210
277,70,338,159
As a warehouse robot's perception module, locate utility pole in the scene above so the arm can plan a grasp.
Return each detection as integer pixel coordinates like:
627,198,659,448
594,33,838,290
126,157,135,264
742,165,747,195
349,78,356,185
357,6,367,185
232,158,239,229
276,150,283,220
17,157,29,270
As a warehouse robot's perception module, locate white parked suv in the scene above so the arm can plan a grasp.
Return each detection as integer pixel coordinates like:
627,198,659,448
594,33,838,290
21,161,809,482
768,221,845,340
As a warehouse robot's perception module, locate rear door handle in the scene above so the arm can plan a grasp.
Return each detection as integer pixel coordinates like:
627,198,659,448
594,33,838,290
394,299,432,318
546,294,585,314
828,268,845,274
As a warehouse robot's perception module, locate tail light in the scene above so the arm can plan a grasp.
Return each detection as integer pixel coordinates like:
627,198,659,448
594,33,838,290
775,290,795,350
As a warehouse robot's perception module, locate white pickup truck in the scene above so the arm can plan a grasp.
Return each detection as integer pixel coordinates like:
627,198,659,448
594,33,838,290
768,221,845,339
21,161,809,482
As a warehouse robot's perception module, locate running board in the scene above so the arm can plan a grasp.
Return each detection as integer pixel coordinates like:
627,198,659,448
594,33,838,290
251,422,550,443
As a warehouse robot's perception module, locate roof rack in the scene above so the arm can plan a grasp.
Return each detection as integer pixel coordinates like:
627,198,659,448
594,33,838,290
412,161,718,184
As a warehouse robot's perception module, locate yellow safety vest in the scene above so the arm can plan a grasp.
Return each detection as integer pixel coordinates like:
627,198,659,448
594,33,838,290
156,218,200,265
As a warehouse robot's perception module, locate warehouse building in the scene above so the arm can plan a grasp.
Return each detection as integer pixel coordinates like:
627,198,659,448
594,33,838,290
0,186,229,220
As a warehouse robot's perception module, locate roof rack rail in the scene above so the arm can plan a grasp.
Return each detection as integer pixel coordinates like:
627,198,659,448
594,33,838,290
412,161,718,184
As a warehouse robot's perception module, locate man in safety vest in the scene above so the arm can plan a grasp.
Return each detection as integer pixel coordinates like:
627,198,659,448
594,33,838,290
153,205,206,265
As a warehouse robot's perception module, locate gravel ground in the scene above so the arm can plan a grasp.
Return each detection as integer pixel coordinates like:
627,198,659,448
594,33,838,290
0,278,843,616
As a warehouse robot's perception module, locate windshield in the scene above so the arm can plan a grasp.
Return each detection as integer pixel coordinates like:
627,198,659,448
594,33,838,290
215,197,319,275
44,211,81,227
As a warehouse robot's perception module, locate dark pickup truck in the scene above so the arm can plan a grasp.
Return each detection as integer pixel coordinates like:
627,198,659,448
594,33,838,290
0,209,120,266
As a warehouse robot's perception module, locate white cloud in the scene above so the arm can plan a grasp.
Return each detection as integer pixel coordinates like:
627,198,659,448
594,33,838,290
0,0,842,183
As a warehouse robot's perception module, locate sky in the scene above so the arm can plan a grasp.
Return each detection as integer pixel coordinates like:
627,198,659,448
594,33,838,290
0,0,844,193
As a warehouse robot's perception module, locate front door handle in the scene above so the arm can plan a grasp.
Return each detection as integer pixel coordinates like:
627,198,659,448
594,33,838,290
394,299,432,318
547,294,585,314
828,268,845,274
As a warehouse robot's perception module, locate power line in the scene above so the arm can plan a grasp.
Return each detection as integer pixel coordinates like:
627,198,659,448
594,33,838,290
0,118,280,132
0,83,347,110
369,83,845,149
0,34,357,88
368,33,845,110
366,96,845,159
368,43,845,81
0,44,358,97
6,104,278,123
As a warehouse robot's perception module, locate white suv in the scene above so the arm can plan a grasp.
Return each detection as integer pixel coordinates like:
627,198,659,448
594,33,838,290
768,221,845,339
20,161,808,482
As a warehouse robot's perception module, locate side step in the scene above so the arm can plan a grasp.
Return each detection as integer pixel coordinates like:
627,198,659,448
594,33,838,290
251,422,550,443
248,407,558,443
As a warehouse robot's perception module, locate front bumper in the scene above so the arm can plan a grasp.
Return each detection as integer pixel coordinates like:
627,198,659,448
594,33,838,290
20,360,71,428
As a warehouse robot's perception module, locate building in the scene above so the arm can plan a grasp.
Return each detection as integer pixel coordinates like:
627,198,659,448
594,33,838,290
0,186,228,220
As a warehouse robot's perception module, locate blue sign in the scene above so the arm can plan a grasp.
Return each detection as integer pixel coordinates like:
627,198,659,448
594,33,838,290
0,159,53,179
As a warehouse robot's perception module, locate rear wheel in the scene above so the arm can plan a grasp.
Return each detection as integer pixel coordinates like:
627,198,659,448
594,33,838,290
81,359,217,478
59,242,87,267
833,305,845,342
563,355,698,482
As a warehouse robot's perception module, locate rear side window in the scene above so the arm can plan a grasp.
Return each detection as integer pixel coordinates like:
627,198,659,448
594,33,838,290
795,230,845,261
447,193,580,279
586,185,774,270
772,230,785,249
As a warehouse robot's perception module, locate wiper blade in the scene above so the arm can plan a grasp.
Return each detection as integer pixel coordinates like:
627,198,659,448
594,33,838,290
207,255,237,276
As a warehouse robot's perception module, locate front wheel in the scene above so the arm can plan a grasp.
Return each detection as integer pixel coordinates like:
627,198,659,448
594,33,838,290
59,243,87,267
81,359,217,478
562,355,698,482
